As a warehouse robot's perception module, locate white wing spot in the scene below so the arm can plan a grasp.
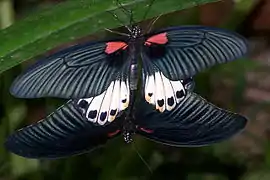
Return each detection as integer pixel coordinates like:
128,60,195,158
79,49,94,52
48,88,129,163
154,72,166,112
144,75,156,105
144,71,186,112
76,80,129,125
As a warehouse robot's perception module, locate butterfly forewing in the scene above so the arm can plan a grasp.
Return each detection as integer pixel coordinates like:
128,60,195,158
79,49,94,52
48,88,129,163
134,92,247,146
5,100,123,159
10,40,129,99
142,26,248,80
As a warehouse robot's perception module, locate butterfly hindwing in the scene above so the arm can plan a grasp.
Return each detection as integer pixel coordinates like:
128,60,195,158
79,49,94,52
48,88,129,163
142,25,248,80
10,40,129,99
5,100,123,159
75,78,130,126
134,92,247,146
143,69,187,112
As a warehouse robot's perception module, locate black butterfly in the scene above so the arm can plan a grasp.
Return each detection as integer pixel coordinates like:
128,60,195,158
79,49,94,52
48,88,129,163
6,1,248,159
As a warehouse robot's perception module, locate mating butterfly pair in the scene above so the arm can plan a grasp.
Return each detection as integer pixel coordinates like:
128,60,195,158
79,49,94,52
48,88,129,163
5,21,248,158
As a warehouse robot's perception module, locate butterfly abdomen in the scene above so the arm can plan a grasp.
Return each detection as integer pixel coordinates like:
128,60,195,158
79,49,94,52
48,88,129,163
129,42,140,91
130,64,138,90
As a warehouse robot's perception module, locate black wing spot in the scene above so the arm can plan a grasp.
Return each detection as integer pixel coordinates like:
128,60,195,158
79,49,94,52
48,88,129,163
100,112,107,121
167,97,174,106
110,109,117,116
122,99,127,103
77,100,88,109
148,93,153,97
176,90,185,99
157,99,164,107
88,110,97,119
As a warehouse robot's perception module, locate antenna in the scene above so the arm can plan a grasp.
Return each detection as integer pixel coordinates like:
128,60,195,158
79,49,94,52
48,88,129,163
115,0,134,24
146,14,162,33
129,9,134,25
106,0,159,34
106,10,132,33
132,142,153,174
104,28,130,37
106,0,137,34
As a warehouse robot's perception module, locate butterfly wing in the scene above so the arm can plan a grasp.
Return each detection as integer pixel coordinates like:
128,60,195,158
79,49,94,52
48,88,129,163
74,83,130,127
5,100,123,159
10,40,130,99
134,92,247,146
142,26,248,80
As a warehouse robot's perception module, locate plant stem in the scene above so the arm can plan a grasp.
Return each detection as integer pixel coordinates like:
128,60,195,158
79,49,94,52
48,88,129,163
0,0,14,29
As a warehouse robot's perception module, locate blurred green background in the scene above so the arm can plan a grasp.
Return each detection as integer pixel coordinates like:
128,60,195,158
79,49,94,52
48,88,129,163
0,0,269,179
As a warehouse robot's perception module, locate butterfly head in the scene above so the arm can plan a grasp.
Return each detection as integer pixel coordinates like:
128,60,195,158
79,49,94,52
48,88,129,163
122,116,135,143
130,26,142,39
123,131,133,143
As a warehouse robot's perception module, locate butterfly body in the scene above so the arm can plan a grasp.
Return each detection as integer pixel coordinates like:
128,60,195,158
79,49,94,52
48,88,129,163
125,26,143,90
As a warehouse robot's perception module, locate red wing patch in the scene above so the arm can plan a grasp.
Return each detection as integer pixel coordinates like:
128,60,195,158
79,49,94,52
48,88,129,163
105,42,128,54
107,129,121,137
145,33,168,46
140,127,154,134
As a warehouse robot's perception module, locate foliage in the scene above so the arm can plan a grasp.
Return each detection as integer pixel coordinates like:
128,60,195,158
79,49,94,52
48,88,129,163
0,0,217,74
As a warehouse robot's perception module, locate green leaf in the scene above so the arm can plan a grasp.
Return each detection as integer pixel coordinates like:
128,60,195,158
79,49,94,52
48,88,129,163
0,0,218,74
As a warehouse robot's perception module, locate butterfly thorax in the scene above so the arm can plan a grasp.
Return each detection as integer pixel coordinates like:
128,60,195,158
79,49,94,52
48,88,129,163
128,26,143,91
